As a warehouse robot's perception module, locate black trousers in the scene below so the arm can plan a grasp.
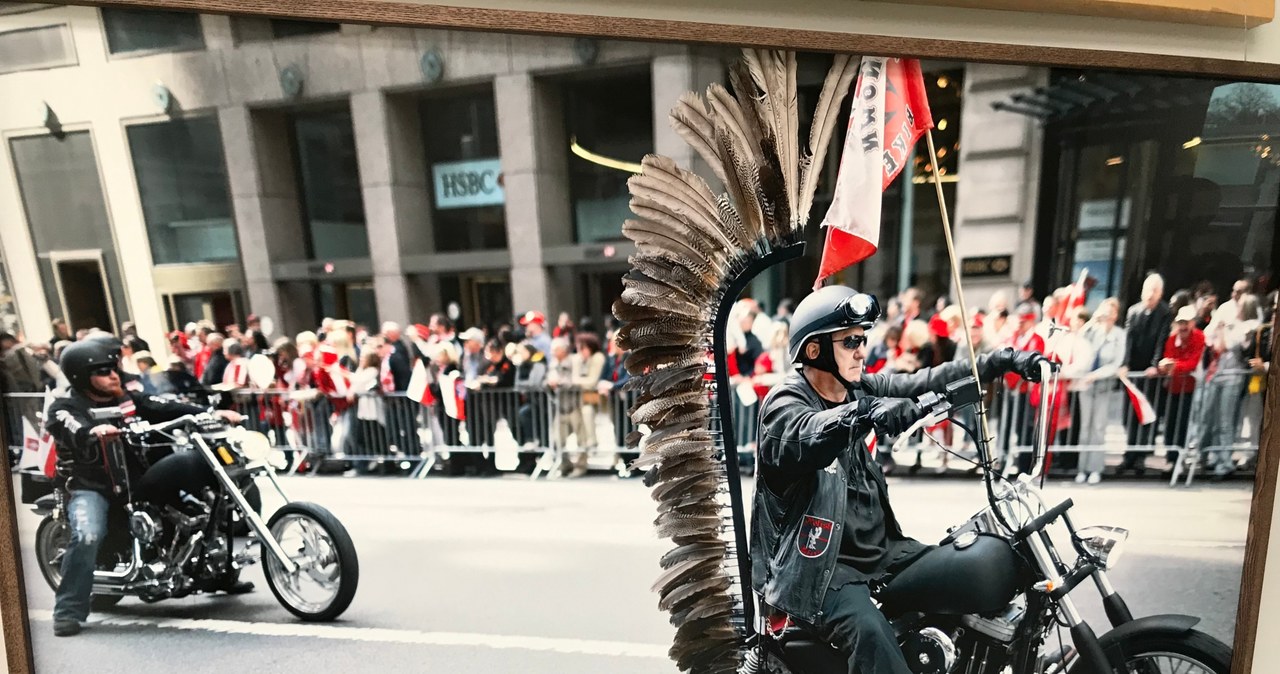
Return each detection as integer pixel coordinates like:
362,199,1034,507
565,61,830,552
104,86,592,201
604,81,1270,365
810,582,911,674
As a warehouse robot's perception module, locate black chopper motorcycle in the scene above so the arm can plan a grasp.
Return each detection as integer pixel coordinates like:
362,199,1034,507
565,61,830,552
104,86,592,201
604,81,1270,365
32,408,359,622
736,361,1232,674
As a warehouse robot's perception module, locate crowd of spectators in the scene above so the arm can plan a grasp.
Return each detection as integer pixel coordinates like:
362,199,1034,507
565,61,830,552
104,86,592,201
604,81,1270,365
1,271,1271,481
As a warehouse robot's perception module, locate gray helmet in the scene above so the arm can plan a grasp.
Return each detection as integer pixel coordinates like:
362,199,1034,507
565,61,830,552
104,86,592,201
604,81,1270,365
60,340,120,391
788,285,881,363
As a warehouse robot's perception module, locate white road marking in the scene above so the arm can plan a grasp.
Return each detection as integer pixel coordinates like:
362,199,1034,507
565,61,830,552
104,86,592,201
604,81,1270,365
27,609,669,659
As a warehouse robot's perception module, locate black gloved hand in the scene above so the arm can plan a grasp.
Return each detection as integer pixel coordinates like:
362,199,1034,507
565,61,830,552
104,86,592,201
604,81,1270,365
862,398,924,437
981,347,1051,383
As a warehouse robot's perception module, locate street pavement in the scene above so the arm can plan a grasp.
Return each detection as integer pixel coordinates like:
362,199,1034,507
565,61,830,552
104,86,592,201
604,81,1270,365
14,472,1251,673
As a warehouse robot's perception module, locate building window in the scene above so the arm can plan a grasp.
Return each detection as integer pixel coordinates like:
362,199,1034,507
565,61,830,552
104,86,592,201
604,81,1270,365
421,90,506,252
0,24,76,74
290,107,369,260
314,281,377,329
439,274,510,333
9,131,129,331
0,261,20,337
564,71,653,244
126,116,238,265
270,19,340,39
100,8,203,55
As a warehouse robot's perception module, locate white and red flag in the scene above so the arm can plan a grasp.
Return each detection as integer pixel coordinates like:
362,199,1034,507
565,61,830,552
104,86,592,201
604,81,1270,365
815,57,934,288
438,371,466,421
1120,376,1157,426
405,361,437,408
19,417,58,478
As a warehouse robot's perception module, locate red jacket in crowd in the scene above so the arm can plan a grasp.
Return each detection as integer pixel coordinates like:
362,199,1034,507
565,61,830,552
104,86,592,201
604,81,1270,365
1163,328,1205,395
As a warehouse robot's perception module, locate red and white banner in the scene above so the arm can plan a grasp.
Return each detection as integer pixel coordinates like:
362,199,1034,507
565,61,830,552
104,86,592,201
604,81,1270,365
406,361,437,408
1120,376,1156,426
815,57,933,288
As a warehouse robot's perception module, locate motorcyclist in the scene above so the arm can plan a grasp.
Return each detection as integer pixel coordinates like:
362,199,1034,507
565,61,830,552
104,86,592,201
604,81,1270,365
751,285,1048,673
43,340,245,637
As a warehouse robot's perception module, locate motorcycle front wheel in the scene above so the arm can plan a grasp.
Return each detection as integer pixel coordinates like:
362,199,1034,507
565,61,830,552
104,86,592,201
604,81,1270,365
262,501,359,622
35,517,124,610
1070,629,1231,674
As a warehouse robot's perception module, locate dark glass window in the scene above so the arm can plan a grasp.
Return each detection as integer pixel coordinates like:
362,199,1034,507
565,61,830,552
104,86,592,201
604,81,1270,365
564,71,653,244
127,116,238,264
290,108,369,260
421,90,506,252
100,8,203,55
9,131,130,328
0,24,76,74
270,19,340,39
314,281,378,329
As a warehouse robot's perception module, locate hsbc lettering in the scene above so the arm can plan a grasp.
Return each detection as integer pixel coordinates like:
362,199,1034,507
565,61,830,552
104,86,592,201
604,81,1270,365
441,170,498,199
432,158,505,209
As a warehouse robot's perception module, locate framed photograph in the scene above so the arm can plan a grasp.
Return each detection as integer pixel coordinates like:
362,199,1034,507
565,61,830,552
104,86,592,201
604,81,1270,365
0,1,1276,673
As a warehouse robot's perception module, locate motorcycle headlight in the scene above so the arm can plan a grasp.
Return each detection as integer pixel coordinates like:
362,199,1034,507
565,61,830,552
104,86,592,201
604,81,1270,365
230,428,273,465
1073,526,1129,570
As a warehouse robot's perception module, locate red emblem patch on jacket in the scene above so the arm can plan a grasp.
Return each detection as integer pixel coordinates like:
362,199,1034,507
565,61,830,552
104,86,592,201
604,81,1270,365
797,515,834,558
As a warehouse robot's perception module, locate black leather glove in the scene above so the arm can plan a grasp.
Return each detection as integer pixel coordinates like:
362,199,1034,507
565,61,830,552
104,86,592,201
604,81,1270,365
980,347,1050,383
861,397,924,437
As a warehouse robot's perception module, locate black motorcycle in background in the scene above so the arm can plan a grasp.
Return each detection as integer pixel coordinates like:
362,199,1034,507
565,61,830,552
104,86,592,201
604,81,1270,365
749,363,1231,674
32,409,359,621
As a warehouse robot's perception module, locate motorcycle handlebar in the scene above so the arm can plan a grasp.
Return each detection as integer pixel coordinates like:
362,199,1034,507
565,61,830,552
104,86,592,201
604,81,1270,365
1014,498,1074,542
125,413,219,436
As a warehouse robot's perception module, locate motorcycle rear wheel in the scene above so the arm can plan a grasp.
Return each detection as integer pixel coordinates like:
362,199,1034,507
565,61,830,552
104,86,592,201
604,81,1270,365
35,517,125,611
262,501,359,622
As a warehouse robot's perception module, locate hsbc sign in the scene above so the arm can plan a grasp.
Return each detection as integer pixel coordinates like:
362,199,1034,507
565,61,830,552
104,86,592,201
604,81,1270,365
432,158,505,209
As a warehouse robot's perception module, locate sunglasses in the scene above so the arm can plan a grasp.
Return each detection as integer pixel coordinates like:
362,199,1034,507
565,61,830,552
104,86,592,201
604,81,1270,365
833,334,869,351
89,366,117,378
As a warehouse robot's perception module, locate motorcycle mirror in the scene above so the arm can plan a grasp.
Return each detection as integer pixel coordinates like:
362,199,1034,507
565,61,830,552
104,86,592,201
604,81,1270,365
247,354,277,389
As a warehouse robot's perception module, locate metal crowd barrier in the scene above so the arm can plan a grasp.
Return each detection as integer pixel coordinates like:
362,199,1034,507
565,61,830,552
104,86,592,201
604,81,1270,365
3,367,1263,486
984,369,1262,486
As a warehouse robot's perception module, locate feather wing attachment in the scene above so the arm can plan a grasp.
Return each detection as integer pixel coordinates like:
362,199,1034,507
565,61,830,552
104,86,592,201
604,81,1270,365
613,48,858,674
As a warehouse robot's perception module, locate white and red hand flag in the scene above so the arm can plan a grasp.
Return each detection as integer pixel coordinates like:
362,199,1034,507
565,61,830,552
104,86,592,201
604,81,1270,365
406,361,437,408
815,57,934,288
1120,376,1156,426
1067,268,1090,310
19,417,58,478
439,371,466,421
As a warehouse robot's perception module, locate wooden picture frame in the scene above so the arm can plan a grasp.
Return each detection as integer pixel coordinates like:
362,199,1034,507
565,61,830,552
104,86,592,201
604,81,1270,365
1,2,1277,673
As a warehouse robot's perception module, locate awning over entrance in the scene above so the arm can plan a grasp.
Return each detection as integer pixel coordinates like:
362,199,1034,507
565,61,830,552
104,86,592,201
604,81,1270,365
993,71,1224,122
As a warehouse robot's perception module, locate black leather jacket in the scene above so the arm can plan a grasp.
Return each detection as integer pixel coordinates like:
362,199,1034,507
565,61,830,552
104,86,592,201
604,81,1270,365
750,358,991,622
45,389,206,496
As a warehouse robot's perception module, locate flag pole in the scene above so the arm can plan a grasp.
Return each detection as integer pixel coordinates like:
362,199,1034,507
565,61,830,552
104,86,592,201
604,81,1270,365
923,130,994,449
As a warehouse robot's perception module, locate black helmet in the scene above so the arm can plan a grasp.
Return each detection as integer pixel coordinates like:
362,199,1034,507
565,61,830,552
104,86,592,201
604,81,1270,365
60,340,120,391
84,332,124,356
788,285,880,363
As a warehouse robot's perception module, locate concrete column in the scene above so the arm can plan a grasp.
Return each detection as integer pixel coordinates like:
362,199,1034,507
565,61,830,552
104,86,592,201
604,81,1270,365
351,90,437,325
93,118,167,350
199,14,236,50
652,49,725,182
219,106,311,335
951,64,1049,310
494,73,572,317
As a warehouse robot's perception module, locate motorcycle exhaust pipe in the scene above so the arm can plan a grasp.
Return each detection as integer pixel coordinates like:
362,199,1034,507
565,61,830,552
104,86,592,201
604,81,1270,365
92,539,144,582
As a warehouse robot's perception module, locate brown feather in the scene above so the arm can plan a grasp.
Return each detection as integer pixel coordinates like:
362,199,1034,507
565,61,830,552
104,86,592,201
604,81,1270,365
669,92,727,185
658,574,732,611
799,53,857,226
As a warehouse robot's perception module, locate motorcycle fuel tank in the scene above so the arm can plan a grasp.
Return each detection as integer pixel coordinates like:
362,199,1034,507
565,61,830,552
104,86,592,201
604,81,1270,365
877,533,1024,616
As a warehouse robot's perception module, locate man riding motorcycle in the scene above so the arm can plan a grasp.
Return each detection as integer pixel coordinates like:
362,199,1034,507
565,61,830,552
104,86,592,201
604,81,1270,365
43,340,245,637
751,285,1048,673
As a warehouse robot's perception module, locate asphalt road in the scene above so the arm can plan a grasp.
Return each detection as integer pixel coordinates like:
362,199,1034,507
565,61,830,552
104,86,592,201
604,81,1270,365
13,472,1251,673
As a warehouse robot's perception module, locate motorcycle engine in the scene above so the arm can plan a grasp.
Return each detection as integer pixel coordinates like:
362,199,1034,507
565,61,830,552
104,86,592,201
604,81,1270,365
129,507,162,546
900,627,957,674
